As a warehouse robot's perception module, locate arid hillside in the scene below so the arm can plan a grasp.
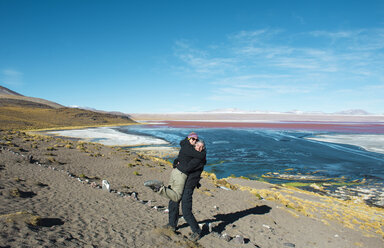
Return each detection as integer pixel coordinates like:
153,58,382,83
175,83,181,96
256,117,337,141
0,86,63,109
0,86,135,130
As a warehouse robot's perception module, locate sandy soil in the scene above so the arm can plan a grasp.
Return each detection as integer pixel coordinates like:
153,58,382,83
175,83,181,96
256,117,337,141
1,130,383,248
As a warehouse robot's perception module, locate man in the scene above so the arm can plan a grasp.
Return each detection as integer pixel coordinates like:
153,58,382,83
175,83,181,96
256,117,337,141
144,132,207,241
168,139,206,241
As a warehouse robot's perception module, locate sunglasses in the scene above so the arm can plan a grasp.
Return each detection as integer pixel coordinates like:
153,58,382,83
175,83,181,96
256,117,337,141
190,138,198,141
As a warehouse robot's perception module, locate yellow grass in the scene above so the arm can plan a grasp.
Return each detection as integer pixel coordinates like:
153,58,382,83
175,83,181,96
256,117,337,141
201,172,384,238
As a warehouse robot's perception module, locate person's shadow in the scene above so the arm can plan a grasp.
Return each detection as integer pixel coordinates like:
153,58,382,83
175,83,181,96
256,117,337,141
179,205,271,236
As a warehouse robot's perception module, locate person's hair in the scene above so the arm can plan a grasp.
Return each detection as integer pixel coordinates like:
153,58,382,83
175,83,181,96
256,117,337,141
196,139,205,149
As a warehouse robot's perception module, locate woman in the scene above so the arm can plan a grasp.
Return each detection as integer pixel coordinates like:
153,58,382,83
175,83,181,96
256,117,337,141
144,132,206,202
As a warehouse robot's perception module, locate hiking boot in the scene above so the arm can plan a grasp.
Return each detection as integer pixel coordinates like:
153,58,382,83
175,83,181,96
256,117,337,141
144,180,164,192
189,232,201,242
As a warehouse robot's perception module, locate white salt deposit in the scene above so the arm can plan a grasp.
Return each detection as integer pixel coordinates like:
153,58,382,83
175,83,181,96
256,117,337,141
307,134,384,154
48,127,169,146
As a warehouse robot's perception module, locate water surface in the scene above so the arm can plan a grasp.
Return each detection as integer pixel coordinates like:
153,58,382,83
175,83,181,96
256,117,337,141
116,125,384,185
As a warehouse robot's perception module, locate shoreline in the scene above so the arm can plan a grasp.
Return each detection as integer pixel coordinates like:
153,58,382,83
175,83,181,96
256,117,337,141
32,122,384,153
307,134,384,154
31,125,179,159
1,130,383,247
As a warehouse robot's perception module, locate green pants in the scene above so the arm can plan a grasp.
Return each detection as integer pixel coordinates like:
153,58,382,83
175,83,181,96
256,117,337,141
158,168,187,202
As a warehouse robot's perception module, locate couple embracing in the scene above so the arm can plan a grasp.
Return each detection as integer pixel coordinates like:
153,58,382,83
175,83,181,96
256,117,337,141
144,132,206,241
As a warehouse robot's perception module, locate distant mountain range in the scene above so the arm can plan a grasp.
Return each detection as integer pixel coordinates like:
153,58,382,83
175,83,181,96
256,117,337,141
69,105,132,118
334,109,371,115
129,108,384,122
73,104,383,122
129,112,383,122
1,85,382,125
204,108,373,116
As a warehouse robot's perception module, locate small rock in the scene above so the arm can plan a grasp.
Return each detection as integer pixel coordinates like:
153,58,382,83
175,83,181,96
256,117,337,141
219,186,231,190
28,155,34,163
208,222,213,232
233,234,245,244
131,192,138,200
102,180,110,192
283,243,295,247
56,237,66,243
220,233,231,242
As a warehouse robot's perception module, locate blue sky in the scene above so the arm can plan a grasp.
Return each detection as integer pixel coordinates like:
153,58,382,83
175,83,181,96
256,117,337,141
1,0,384,114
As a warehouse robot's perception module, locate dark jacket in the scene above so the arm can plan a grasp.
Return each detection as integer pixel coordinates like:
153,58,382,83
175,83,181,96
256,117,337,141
173,138,206,188
174,138,206,174
184,161,205,189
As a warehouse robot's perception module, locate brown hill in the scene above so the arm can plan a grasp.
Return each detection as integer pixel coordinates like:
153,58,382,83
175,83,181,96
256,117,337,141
0,86,135,130
0,106,136,130
0,86,63,109
0,85,23,96
0,95,64,109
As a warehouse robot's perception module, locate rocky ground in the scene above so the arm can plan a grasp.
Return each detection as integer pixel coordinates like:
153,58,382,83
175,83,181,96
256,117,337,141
1,130,383,248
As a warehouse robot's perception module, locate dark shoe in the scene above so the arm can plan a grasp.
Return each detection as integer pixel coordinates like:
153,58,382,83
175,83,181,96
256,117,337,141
189,232,201,242
144,180,163,192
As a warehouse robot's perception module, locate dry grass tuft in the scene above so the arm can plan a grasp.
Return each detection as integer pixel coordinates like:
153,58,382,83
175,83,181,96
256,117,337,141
0,212,42,226
133,171,141,176
10,188,22,197
64,144,74,149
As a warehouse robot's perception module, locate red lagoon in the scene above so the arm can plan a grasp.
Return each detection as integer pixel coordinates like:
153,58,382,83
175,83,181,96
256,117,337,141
149,121,384,134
